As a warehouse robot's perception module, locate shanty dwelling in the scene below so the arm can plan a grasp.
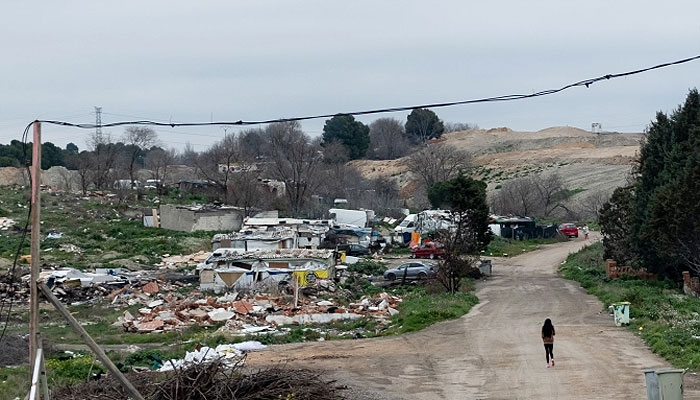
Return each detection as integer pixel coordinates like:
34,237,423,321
488,215,557,239
210,217,332,251
159,204,244,233
196,248,336,292
211,229,296,251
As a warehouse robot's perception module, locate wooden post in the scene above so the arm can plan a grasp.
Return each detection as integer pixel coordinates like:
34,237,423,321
28,348,43,400
29,121,41,374
38,282,145,400
151,208,159,228
37,333,49,400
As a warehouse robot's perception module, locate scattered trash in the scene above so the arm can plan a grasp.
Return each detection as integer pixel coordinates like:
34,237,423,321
0,217,15,231
59,243,82,254
158,341,266,371
46,232,63,239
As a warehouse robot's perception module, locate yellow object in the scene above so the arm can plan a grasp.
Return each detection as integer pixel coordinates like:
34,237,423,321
292,269,330,286
410,232,421,247
20,255,31,264
340,252,346,263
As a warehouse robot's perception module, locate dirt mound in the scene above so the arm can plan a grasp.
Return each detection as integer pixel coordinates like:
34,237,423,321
0,334,28,366
350,125,643,206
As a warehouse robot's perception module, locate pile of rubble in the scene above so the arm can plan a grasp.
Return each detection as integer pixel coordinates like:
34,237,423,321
157,251,210,269
0,273,26,302
0,217,15,231
117,279,402,335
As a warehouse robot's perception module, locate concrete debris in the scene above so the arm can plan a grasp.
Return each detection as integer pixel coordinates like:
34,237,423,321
59,243,82,254
120,278,401,336
158,251,210,269
158,341,266,372
0,217,15,231
142,281,159,294
208,309,235,322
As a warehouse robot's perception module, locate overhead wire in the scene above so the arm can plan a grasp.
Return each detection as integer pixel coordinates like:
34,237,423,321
32,54,700,130
0,122,33,346
0,53,698,342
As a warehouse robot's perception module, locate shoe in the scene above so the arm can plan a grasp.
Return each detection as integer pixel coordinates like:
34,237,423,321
546,363,551,368
550,359,555,366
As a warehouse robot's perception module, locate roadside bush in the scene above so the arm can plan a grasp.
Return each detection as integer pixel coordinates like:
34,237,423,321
347,260,387,276
560,241,700,370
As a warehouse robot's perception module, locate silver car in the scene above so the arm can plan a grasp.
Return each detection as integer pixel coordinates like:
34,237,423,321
384,261,435,281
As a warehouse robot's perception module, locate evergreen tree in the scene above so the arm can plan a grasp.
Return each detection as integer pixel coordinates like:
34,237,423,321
322,114,370,160
428,174,491,252
629,89,700,279
405,108,445,143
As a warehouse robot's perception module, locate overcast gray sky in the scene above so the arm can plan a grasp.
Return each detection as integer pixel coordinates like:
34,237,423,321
1,1,699,151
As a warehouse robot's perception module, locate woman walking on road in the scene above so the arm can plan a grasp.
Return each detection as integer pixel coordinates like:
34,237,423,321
542,318,555,368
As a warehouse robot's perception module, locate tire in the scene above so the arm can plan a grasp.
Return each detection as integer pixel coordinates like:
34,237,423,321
418,272,427,279
429,253,435,260
386,273,396,281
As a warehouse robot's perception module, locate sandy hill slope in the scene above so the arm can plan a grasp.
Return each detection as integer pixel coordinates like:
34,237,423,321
350,126,642,205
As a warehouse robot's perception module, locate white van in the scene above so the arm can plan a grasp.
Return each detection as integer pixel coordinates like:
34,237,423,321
394,214,417,234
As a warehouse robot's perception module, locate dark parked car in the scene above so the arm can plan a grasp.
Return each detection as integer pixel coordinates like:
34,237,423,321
411,241,445,259
337,244,371,257
383,261,435,281
558,223,579,238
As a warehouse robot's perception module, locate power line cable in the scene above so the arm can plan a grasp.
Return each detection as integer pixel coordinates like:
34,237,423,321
0,123,33,346
0,53,698,343
31,54,700,130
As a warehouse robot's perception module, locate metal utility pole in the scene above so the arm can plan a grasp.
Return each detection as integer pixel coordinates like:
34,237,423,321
94,106,103,138
29,121,42,374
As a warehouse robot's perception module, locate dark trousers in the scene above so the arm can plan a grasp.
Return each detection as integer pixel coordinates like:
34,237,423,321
544,344,554,363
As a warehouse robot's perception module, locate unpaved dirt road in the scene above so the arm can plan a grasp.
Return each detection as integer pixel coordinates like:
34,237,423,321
249,238,700,399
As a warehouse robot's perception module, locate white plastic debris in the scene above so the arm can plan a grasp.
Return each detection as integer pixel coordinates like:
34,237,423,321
158,342,265,371
232,341,267,352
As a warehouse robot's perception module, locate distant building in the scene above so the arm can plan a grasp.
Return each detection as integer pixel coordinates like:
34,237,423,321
159,204,243,232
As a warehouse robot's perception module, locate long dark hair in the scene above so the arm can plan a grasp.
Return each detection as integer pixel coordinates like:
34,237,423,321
542,318,555,337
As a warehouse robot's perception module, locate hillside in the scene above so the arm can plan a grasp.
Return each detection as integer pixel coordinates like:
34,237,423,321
350,126,642,206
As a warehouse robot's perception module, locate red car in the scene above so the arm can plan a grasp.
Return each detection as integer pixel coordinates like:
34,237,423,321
411,241,445,259
559,223,579,238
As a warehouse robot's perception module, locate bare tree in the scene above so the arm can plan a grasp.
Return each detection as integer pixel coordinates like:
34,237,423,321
194,135,252,203
69,152,93,196
434,212,481,294
267,121,322,216
490,176,538,216
87,131,121,189
444,122,479,133
180,142,199,167
490,172,571,218
229,171,264,217
368,118,410,160
405,143,471,189
533,173,565,217
577,190,611,221
123,127,158,186
239,128,269,159
145,148,178,194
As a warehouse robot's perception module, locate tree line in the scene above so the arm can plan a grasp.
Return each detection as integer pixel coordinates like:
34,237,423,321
600,89,700,281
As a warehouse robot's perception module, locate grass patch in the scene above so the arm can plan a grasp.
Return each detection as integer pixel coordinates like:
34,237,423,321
386,283,478,334
560,242,700,370
0,366,30,400
485,236,557,257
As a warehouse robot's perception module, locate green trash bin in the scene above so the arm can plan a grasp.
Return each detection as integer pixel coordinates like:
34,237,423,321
644,368,684,400
610,302,630,326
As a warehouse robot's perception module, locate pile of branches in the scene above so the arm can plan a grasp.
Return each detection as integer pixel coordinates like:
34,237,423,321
0,272,27,302
53,360,345,400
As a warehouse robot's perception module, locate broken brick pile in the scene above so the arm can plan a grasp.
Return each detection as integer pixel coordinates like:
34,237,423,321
605,259,657,280
116,280,402,334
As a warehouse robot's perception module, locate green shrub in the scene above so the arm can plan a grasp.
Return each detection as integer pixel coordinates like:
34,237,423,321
348,260,387,276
